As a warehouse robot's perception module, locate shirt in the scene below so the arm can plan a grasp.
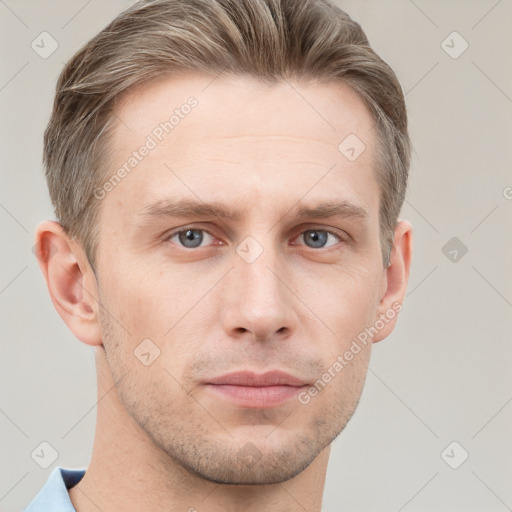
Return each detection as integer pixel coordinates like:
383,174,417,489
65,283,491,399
23,466,86,511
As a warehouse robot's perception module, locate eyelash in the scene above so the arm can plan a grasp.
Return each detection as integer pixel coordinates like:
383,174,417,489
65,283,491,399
163,225,348,250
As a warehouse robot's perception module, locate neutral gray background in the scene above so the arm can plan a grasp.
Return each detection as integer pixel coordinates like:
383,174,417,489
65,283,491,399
1,1,511,511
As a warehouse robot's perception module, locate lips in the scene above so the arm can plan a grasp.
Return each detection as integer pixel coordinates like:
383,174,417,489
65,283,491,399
205,370,308,387
203,370,309,408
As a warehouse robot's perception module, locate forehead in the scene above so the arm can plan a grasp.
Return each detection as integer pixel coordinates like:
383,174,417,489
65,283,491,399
112,73,375,148
101,74,379,224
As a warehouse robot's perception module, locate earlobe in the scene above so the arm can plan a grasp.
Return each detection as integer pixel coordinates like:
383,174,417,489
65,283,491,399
34,220,103,347
372,219,413,344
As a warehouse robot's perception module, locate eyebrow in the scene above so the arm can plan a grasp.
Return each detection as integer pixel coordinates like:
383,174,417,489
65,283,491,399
137,197,368,224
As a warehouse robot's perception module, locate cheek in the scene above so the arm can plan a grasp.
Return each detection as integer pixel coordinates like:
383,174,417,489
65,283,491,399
101,262,190,333
98,265,211,377
307,265,381,336
295,273,379,403
298,341,371,433
332,345,371,418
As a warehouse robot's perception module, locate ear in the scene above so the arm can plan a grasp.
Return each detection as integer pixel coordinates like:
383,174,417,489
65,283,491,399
34,220,103,346
372,219,413,343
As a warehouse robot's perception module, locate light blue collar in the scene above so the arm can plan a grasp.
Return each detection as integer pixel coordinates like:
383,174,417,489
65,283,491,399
23,466,86,511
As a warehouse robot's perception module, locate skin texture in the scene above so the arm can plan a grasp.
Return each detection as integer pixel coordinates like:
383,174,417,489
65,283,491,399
36,75,412,512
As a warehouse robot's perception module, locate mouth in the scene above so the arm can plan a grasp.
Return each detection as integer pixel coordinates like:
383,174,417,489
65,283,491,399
203,370,310,408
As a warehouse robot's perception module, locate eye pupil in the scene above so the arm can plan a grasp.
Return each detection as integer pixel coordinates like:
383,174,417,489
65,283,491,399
179,229,203,248
304,230,328,248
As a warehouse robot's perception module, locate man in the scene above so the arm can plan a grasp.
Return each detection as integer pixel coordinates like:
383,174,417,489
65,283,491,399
25,0,412,510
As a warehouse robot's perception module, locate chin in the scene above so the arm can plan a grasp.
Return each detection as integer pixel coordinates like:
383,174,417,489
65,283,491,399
169,432,328,485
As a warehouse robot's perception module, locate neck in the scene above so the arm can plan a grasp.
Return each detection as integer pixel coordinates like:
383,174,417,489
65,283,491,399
68,348,330,512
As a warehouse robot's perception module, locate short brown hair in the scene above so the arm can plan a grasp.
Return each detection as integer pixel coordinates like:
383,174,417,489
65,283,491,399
44,0,410,269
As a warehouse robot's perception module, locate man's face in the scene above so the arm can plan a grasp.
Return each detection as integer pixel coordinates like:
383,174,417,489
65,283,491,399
93,75,387,484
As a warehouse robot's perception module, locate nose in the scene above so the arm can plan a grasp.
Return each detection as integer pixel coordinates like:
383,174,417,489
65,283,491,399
222,242,298,343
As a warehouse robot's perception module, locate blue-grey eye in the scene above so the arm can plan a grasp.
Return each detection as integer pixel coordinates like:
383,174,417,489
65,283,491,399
166,227,217,249
177,229,205,248
302,230,340,249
